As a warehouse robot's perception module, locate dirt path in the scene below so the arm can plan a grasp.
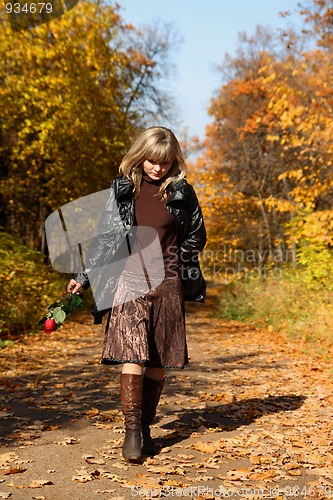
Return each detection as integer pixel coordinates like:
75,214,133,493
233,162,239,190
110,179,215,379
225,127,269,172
1,285,333,499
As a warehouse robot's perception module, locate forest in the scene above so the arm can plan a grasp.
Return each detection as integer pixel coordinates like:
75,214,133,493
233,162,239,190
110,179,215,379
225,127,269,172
0,0,332,345
1,2,333,495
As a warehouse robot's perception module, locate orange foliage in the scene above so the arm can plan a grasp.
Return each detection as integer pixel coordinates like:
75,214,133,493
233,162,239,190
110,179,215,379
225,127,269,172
192,10,333,270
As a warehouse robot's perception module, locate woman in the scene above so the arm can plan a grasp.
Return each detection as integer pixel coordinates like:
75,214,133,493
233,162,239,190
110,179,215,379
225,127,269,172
67,127,206,463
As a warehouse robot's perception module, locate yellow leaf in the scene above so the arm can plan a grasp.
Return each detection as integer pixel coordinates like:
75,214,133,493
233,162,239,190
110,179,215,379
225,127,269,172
194,442,221,454
227,468,251,480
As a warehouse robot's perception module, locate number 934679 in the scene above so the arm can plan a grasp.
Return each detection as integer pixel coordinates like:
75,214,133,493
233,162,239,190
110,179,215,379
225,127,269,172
5,3,53,14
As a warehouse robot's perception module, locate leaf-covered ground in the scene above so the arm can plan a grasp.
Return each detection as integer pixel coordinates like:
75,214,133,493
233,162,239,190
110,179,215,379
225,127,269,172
1,285,333,500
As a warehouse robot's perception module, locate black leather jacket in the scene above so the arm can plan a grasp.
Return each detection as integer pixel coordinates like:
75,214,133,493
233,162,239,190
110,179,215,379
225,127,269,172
75,175,207,323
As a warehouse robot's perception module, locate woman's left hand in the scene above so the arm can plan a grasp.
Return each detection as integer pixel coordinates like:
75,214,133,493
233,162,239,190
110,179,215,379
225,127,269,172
67,279,82,294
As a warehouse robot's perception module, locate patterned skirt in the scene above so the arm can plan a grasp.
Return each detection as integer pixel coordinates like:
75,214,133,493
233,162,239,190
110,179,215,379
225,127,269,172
101,270,188,368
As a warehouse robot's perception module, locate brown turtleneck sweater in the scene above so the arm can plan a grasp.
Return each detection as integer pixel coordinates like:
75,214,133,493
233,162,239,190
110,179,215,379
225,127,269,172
123,173,180,278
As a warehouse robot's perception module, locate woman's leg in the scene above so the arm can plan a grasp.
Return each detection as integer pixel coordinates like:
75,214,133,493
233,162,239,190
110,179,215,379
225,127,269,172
120,363,144,462
141,367,165,455
145,367,165,381
122,362,144,375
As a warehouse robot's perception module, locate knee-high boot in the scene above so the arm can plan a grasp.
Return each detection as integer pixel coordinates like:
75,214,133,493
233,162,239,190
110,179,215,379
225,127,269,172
120,373,143,462
141,375,165,455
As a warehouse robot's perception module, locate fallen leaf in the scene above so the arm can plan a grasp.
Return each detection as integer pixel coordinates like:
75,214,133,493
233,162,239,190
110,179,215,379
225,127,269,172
196,475,214,481
201,462,220,470
3,467,27,476
85,408,100,418
305,467,332,476
194,441,221,453
163,480,184,487
0,453,19,467
176,454,195,460
226,468,251,480
250,469,276,480
0,412,14,419
288,469,302,476
145,465,182,475
110,462,128,470
285,462,301,471
56,437,79,445
101,472,125,483
83,455,106,465
249,454,261,465
72,470,94,483
29,480,54,488
249,454,272,464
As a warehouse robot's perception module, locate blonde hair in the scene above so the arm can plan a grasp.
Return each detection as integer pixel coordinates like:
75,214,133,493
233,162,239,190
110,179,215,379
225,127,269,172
119,127,187,199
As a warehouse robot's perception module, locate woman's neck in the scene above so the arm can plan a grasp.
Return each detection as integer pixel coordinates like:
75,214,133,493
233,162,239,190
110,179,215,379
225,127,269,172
142,172,164,185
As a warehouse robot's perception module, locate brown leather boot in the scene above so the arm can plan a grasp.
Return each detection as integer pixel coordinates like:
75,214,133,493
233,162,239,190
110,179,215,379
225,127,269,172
120,373,143,462
141,375,165,455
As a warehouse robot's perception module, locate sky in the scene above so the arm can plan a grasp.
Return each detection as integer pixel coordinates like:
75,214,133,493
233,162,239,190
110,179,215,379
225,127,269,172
119,1,302,139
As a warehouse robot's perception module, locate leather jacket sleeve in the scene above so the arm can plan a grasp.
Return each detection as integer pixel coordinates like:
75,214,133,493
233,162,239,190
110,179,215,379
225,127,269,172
74,179,119,289
180,184,206,257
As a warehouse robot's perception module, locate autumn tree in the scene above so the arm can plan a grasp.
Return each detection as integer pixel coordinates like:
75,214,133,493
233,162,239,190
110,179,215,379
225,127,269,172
296,0,333,49
195,5,333,275
196,27,293,266
0,0,179,251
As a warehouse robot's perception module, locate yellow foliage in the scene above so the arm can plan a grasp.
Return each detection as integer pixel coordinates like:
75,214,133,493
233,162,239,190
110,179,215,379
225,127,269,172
0,0,174,249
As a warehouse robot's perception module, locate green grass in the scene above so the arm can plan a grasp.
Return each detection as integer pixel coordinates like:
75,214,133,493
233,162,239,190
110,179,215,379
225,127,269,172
216,267,333,350
0,229,69,342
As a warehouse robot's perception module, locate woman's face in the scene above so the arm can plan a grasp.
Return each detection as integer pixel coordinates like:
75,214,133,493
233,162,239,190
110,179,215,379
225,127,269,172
142,159,173,181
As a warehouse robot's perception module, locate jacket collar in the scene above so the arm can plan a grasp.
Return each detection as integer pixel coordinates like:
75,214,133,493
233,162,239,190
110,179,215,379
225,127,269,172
115,176,134,200
114,175,188,203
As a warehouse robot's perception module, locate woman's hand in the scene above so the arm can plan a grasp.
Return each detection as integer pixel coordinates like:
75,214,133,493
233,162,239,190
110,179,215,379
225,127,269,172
67,279,82,294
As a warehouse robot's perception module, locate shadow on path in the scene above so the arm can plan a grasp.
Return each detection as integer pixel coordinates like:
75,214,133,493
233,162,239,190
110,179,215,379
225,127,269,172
0,363,121,445
156,394,307,450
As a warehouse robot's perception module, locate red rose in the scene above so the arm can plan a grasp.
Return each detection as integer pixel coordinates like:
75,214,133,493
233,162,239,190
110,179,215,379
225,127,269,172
43,318,56,334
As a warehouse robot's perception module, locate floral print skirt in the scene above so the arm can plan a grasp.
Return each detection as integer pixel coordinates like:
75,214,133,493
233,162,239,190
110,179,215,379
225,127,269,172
101,271,188,368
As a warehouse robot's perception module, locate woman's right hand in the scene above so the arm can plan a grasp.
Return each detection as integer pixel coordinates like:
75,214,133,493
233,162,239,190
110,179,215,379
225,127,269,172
67,279,82,294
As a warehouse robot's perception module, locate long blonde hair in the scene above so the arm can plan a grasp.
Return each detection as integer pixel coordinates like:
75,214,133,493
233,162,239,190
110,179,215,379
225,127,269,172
119,127,187,199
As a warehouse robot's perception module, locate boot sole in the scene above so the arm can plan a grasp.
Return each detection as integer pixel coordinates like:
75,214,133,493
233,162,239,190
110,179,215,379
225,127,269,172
142,446,158,456
123,454,142,463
